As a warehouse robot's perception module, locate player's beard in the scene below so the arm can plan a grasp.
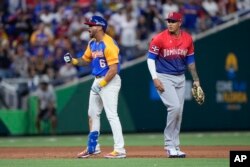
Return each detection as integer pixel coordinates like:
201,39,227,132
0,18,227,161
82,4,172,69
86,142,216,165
89,31,95,38
89,29,97,38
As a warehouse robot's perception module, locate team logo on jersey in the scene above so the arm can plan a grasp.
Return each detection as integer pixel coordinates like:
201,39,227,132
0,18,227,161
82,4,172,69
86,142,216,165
163,48,188,57
91,51,104,58
151,45,159,53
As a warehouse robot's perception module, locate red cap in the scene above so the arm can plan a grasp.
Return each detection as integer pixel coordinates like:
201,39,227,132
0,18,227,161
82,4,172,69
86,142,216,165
166,12,182,22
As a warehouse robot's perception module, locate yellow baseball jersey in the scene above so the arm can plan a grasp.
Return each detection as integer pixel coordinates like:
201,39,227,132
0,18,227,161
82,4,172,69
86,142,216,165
82,34,120,76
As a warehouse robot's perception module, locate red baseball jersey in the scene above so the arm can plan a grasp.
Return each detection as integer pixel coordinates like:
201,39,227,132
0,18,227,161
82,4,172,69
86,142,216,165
148,30,194,75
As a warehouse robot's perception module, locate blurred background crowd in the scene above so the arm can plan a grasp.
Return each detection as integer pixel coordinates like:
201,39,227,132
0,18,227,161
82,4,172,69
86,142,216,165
0,0,250,109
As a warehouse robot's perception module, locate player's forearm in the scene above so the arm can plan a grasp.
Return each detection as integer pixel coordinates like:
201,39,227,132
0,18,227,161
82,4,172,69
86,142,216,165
94,64,118,89
188,63,199,81
147,58,158,79
72,58,89,66
103,64,118,83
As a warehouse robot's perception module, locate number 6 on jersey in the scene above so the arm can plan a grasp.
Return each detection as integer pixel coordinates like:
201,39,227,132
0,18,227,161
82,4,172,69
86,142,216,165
99,59,106,68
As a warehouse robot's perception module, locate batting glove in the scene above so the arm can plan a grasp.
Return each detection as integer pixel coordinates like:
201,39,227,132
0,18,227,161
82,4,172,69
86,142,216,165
91,83,101,93
63,53,72,63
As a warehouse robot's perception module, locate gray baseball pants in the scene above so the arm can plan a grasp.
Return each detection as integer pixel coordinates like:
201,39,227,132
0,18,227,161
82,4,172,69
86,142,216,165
157,73,185,150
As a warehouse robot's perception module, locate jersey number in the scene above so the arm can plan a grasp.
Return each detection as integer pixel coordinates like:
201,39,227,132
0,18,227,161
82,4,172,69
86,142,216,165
99,59,106,68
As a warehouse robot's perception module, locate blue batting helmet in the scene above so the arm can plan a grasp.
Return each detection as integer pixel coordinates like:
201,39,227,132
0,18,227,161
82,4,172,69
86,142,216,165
84,15,108,32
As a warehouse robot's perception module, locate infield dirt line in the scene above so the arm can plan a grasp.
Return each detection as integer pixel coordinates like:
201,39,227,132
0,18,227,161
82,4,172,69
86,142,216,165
0,146,249,159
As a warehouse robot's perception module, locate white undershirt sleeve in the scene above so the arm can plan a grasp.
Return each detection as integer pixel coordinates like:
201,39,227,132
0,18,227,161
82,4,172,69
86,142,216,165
147,58,158,80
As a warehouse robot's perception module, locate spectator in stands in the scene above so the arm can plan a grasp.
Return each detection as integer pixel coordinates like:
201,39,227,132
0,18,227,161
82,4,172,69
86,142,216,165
33,0,50,20
53,6,64,24
27,66,40,92
136,15,150,51
53,47,67,73
46,67,59,86
68,14,85,44
103,10,116,39
108,5,126,40
77,0,92,9
73,39,92,77
0,77,9,109
85,4,103,19
0,0,247,85
202,0,219,25
237,0,250,10
120,12,138,62
0,24,9,49
7,0,25,14
0,40,12,78
14,9,33,38
141,1,162,33
39,5,54,25
54,30,71,51
217,0,228,16
30,22,53,57
227,0,238,14
181,0,201,34
162,0,179,18
31,47,48,75
11,44,29,78
35,75,57,134
58,63,78,83
196,10,213,32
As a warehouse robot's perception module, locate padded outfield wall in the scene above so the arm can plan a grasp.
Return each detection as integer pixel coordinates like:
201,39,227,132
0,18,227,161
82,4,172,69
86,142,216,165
0,19,250,135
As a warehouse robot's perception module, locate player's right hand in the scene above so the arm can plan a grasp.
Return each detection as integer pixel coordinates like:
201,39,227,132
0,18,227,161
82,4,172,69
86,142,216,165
153,78,165,93
63,53,72,63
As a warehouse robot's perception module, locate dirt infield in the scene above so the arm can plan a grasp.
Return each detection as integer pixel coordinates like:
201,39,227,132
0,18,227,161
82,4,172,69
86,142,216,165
1,146,250,159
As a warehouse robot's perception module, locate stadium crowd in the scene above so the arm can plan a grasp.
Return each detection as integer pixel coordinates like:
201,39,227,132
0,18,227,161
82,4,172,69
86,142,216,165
0,0,249,93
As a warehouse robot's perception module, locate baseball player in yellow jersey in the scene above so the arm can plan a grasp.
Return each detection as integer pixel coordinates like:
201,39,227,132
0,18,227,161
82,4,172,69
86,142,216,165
63,16,126,159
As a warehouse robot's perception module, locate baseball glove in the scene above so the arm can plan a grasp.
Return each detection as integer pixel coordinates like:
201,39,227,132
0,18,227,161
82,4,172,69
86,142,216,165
192,85,205,105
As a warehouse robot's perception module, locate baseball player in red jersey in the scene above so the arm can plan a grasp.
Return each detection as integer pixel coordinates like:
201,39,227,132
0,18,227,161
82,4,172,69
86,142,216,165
147,12,203,158
63,16,126,159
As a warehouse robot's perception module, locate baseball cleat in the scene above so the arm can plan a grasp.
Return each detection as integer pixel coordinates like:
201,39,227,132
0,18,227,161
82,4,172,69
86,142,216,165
176,150,186,158
104,151,126,159
166,148,178,158
77,148,101,158
176,147,186,158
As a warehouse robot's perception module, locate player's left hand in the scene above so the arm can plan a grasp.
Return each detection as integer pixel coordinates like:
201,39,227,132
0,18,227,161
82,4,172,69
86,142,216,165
91,83,101,93
192,81,205,105
193,80,200,88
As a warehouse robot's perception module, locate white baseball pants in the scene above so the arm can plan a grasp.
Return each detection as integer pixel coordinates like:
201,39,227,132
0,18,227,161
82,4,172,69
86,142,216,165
88,74,126,154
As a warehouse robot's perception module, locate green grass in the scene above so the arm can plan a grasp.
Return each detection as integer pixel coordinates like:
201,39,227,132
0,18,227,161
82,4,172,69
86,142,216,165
0,132,249,167
0,158,228,167
0,132,249,147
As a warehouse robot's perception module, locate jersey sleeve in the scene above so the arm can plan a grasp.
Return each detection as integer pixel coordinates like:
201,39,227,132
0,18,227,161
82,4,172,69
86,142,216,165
148,36,161,56
82,43,92,62
104,42,119,66
148,52,157,60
